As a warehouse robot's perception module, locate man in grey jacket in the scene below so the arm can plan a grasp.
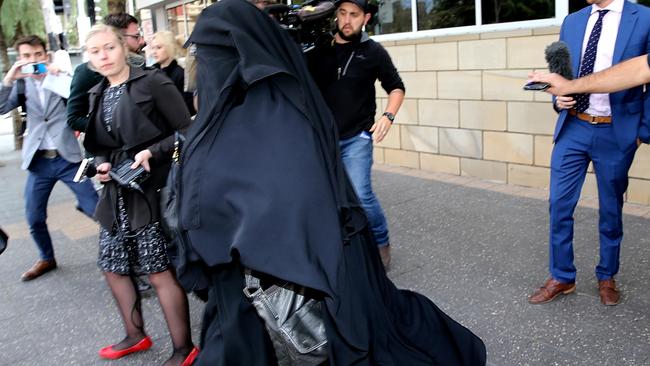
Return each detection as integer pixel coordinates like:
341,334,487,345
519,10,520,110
0,35,98,281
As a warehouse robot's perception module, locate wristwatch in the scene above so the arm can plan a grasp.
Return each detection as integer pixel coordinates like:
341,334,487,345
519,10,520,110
382,112,395,123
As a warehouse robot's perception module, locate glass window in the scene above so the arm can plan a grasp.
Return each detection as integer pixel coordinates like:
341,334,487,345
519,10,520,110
167,5,185,37
371,0,413,35
481,0,554,24
417,0,475,31
167,0,204,39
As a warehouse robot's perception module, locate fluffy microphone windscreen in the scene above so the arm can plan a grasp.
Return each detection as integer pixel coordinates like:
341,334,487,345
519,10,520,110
545,41,573,80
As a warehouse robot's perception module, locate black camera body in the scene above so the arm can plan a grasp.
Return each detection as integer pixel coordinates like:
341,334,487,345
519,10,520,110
74,157,150,191
268,0,336,52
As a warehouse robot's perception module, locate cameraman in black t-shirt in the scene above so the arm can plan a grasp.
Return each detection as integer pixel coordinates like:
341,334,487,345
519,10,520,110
308,0,405,268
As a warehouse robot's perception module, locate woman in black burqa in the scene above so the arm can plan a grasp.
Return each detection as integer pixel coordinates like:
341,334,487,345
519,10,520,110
178,0,486,364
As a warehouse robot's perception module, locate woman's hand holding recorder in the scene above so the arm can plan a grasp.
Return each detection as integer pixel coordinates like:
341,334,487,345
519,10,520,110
96,163,112,182
131,149,152,172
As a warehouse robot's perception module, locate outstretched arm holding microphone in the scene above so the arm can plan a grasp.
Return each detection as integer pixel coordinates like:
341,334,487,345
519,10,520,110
522,41,577,112
529,53,650,96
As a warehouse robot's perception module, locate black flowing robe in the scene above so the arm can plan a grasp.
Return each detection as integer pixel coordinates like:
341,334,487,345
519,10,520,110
179,0,486,364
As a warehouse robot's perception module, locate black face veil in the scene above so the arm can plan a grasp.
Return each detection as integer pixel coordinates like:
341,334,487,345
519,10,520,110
179,0,365,297
180,2,487,364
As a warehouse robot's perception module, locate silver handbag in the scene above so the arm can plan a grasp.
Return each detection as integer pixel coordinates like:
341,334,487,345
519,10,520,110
243,270,328,366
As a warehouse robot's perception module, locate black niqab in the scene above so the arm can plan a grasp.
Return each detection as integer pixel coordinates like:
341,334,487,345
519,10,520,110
181,0,365,297
180,1,486,364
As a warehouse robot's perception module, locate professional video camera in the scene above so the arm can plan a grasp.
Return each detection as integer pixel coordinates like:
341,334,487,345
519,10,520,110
73,157,150,192
266,0,336,52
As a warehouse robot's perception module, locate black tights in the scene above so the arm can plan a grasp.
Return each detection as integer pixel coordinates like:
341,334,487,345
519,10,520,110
104,270,194,365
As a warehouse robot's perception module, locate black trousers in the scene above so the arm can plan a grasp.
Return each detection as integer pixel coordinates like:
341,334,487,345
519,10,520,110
196,260,277,366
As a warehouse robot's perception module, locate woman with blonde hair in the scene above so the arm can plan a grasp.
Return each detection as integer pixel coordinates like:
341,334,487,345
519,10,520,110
151,30,196,115
83,24,198,366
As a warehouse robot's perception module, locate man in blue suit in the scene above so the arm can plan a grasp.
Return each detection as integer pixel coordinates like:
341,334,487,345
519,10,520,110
529,0,650,306
0,36,98,281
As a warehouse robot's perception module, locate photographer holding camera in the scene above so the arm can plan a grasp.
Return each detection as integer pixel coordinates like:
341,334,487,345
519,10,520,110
82,25,197,365
308,0,405,268
0,35,98,281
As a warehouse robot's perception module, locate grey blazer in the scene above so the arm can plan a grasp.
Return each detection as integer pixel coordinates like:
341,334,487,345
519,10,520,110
0,78,82,170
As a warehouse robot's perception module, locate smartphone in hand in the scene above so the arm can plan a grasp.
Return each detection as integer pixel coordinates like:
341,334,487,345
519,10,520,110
20,63,47,75
523,82,550,91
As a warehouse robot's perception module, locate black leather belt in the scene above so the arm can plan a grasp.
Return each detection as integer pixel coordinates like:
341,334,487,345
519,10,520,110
37,149,59,159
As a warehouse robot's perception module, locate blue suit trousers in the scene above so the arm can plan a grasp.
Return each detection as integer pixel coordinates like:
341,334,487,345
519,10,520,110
25,155,98,260
549,116,636,283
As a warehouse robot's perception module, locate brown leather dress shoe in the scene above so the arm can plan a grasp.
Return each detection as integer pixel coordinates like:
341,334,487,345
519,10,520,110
528,278,576,304
598,279,620,306
21,259,57,281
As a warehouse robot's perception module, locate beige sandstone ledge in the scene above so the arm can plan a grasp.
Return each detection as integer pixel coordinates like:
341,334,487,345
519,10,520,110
374,163,650,219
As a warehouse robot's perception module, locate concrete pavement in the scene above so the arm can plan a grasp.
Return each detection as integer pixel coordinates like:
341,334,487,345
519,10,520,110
0,125,649,365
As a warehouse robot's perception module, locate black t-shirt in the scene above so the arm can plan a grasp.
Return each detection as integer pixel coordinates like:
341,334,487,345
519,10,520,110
308,37,405,139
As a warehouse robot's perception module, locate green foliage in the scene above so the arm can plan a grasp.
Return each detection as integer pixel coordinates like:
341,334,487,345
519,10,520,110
418,0,475,30
482,0,554,24
638,0,650,7
65,0,79,46
1,0,46,45
373,1,413,34
107,0,126,14
99,0,108,18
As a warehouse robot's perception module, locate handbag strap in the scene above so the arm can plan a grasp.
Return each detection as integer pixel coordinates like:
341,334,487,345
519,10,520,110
172,131,185,164
243,269,263,298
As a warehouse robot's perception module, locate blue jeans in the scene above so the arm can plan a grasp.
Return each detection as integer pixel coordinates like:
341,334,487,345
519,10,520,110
25,155,98,260
339,134,389,246
549,116,636,283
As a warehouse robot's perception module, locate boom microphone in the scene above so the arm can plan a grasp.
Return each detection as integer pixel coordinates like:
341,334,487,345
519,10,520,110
524,41,573,91
545,41,573,80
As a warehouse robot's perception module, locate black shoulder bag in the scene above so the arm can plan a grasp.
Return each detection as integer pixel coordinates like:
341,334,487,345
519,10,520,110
161,132,208,296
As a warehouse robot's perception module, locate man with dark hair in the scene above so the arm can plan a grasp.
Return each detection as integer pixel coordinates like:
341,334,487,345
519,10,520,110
67,13,145,132
308,0,405,268
0,35,98,281
14,35,48,53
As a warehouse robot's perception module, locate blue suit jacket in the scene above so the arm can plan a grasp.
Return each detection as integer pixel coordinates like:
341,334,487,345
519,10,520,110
554,1,650,150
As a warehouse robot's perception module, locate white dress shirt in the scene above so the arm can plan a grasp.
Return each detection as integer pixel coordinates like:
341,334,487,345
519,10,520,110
580,0,624,117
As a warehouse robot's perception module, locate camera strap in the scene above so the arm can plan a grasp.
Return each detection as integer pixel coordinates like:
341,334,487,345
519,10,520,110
16,79,26,113
15,78,67,122
16,79,27,135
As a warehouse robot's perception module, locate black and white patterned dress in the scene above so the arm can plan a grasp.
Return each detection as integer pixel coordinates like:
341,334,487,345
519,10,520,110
97,83,170,275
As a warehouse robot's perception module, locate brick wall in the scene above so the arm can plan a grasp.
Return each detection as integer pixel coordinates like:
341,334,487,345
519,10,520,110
374,26,650,205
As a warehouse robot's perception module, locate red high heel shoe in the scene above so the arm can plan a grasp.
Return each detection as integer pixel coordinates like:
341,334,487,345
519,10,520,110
98,336,153,359
181,346,200,366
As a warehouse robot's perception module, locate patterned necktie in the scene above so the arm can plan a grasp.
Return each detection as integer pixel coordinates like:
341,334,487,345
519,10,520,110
574,9,610,113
